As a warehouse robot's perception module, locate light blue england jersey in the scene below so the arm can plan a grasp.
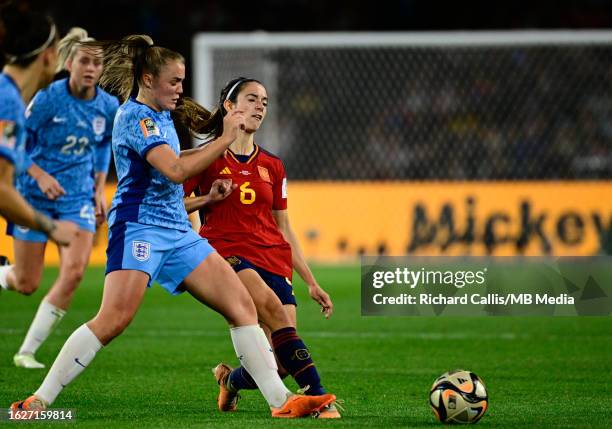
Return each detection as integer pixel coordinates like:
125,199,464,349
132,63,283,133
108,98,190,231
0,73,27,173
18,78,119,210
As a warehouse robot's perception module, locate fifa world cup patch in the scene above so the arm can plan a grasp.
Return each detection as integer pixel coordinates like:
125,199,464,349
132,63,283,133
225,256,242,267
257,166,270,183
139,118,160,138
132,240,151,262
0,120,17,149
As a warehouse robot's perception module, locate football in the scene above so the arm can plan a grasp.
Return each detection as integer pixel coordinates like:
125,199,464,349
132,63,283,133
429,370,488,424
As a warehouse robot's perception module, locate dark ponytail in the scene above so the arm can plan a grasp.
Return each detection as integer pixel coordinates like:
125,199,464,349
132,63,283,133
0,2,57,67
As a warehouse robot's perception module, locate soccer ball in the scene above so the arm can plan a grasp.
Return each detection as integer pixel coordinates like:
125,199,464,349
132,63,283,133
429,369,488,424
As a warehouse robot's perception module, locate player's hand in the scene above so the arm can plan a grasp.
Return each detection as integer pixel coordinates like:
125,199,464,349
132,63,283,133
36,171,65,200
48,220,79,246
308,284,334,319
222,108,246,144
94,191,107,227
209,179,237,202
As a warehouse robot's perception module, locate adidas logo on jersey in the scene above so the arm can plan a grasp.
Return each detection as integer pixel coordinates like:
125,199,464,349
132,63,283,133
219,167,232,175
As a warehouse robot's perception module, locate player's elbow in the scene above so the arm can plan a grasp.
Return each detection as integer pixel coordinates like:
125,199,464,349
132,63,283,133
168,174,185,185
165,165,188,184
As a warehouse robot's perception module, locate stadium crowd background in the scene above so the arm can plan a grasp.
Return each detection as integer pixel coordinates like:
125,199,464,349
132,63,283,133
3,0,612,260
2,0,611,182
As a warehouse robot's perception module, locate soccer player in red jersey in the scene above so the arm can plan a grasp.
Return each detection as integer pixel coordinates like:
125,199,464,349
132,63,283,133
184,77,339,418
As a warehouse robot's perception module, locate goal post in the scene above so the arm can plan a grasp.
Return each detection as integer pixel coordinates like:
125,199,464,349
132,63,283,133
191,32,612,259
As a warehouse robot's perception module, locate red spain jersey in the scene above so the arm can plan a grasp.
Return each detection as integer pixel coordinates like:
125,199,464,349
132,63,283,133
183,144,293,278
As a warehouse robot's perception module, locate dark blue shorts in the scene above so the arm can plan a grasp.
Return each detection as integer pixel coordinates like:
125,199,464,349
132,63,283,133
225,255,296,306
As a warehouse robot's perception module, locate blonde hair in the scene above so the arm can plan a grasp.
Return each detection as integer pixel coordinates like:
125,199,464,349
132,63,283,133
56,27,95,73
83,34,218,138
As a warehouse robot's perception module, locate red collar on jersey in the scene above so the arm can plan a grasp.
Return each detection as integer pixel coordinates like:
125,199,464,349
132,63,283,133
226,144,260,164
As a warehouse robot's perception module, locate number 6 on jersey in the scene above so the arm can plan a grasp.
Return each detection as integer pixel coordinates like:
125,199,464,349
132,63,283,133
240,182,256,204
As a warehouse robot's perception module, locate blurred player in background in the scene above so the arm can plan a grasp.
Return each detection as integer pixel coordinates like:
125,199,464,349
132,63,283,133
11,35,335,418
0,2,78,261
3,27,119,369
183,77,339,418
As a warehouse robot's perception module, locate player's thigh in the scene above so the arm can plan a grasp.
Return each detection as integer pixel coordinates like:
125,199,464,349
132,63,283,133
12,239,46,285
183,252,257,327
89,270,149,343
237,268,292,328
97,270,148,319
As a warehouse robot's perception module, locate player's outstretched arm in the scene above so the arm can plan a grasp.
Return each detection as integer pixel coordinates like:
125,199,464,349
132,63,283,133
0,158,77,245
273,209,334,318
147,110,246,184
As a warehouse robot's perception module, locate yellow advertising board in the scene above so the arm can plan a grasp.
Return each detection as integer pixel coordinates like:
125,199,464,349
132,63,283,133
1,182,611,265
288,181,612,260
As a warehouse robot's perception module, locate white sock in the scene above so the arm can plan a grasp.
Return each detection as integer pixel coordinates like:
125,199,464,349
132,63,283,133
34,324,102,405
0,265,12,290
19,299,66,355
230,325,291,408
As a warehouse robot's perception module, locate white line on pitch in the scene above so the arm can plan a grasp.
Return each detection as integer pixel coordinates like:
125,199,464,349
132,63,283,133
0,328,525,340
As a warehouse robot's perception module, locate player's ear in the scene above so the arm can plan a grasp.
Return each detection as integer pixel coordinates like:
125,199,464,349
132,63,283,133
142,73,153,89
223,99,234,112
42,47,55,68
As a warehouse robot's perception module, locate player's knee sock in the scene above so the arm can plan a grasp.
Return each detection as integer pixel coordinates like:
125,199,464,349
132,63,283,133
34,324,102,405
0,264,12,290
271,327,326,395
19,299,66,355
230,325,291,408
227,366,258,391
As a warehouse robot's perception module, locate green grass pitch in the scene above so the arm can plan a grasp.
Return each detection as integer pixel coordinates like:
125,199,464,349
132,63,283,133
0,265,610,428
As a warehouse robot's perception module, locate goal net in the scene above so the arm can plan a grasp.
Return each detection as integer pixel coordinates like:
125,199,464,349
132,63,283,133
193,31,612,181
192,32,612,259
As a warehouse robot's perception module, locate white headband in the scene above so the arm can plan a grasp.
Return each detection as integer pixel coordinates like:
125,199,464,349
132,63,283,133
5,22,57,64
225,79,245,101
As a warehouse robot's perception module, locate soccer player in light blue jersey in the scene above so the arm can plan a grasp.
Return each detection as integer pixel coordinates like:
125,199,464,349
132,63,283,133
12,34,335,418
0,3,78,253
3,28,120,370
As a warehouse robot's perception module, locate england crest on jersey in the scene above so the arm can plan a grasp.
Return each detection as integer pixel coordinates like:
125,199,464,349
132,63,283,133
93,116,106,141
132,240,151,262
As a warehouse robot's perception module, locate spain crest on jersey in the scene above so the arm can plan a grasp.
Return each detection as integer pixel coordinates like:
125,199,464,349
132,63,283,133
132,240,151,262
258,166,271,183
139,118,160,138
